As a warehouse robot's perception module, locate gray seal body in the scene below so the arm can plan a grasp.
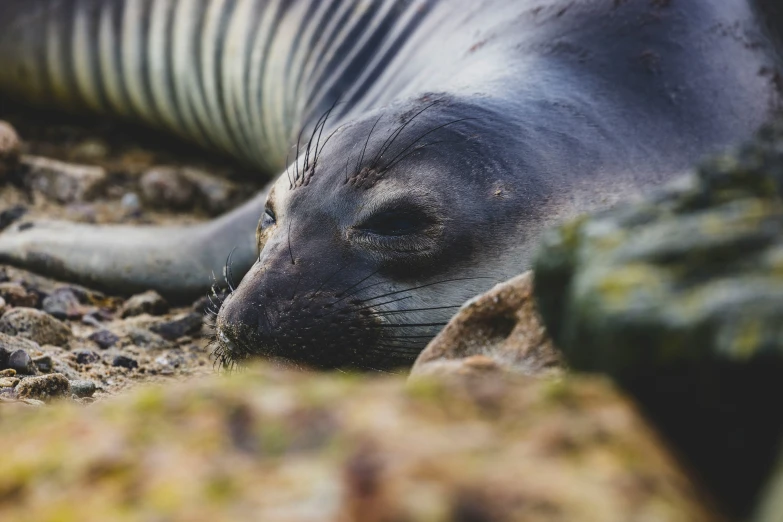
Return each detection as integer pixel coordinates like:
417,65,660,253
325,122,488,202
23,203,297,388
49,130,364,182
0,0,781,369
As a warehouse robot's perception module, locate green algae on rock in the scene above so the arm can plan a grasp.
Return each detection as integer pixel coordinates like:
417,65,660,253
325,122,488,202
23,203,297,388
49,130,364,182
0,366,717,522
533,120,783,518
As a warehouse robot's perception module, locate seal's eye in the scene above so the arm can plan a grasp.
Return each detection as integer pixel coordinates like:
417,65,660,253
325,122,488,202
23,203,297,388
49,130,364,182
359,208,428,236
261,208,276,230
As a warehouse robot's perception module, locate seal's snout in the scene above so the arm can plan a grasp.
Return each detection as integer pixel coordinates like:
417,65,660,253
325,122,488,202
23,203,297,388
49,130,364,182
214,261,389,370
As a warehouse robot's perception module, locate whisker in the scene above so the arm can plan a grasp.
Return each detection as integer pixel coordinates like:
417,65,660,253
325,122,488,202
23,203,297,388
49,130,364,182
369,322,449,328
309,263,349,299
366,305,461,316
356,115,383,176
384,140,458,172
357,277,494,304
350,295,413,313
330,268,382,302
312,97,343,170
303,101,334,171
383,335,435,339
383,118,475,170
371,100,439,169
223,247,239,292
294,124,306,184
287,219,295,265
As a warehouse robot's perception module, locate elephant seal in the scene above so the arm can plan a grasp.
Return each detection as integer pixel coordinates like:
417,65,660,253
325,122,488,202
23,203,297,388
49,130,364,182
0,0,781,369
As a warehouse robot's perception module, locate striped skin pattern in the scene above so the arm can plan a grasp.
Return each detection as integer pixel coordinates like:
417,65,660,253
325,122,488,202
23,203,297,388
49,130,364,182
0,0,455,174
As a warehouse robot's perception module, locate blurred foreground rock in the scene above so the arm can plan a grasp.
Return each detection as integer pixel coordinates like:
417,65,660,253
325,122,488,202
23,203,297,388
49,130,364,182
534,119,783,517
411,272,562,380
0,366,717,522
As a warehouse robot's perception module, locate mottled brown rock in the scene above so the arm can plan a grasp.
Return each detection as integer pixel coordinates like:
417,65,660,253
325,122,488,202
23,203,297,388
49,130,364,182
0,121,20,177
0,366,717,521
42,287,85,320
20,155,107,203
120,290,169,318
0,377,19,388
15,373,70,401
0,308,71,346
0,282,38,308
140,166,198,210
411,272,562,380
181,167,240,215
148,312,203,340
0,331,41,359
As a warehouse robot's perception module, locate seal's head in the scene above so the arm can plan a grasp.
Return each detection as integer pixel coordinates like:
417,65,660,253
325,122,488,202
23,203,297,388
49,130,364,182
215,96,554,370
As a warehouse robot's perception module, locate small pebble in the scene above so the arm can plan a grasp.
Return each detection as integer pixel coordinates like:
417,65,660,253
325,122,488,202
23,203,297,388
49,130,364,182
0,308,72,346
112,355,138,370
121,290,169,318
0,121,21,177
149,312,203,341
74,350,100,365
69,379,96,398
140,166,197,210
0,282,38,308
89,329,120,350
0,377,19,388
33,355,53,373
0,369,16,377
121,192,142,216
16,373,71,401
8,349,33,374
20,155,107,203
70,139,109,162
127,328,170,350
42,288,83,320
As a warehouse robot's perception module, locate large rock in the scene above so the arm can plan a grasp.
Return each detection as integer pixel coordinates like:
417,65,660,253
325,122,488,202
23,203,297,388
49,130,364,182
533,120,783,517
20,155,107,203
15,373,71,401
120,290,169,318
0,308,72,347
0,367,716,521
411,272,562,380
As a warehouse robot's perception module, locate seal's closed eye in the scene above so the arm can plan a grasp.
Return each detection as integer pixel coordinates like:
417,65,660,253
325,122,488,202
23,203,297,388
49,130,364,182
357,207,431,237
261,208,276,231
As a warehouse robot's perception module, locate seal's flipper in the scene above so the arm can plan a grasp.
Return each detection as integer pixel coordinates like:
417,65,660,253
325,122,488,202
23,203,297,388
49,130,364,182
0,191,267,303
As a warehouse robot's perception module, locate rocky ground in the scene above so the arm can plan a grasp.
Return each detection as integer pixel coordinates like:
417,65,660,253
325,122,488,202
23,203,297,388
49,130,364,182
0,98,267,405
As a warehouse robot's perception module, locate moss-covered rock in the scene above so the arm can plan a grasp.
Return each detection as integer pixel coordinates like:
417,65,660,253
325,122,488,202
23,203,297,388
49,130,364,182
0,367,716,522
533,120,783,517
